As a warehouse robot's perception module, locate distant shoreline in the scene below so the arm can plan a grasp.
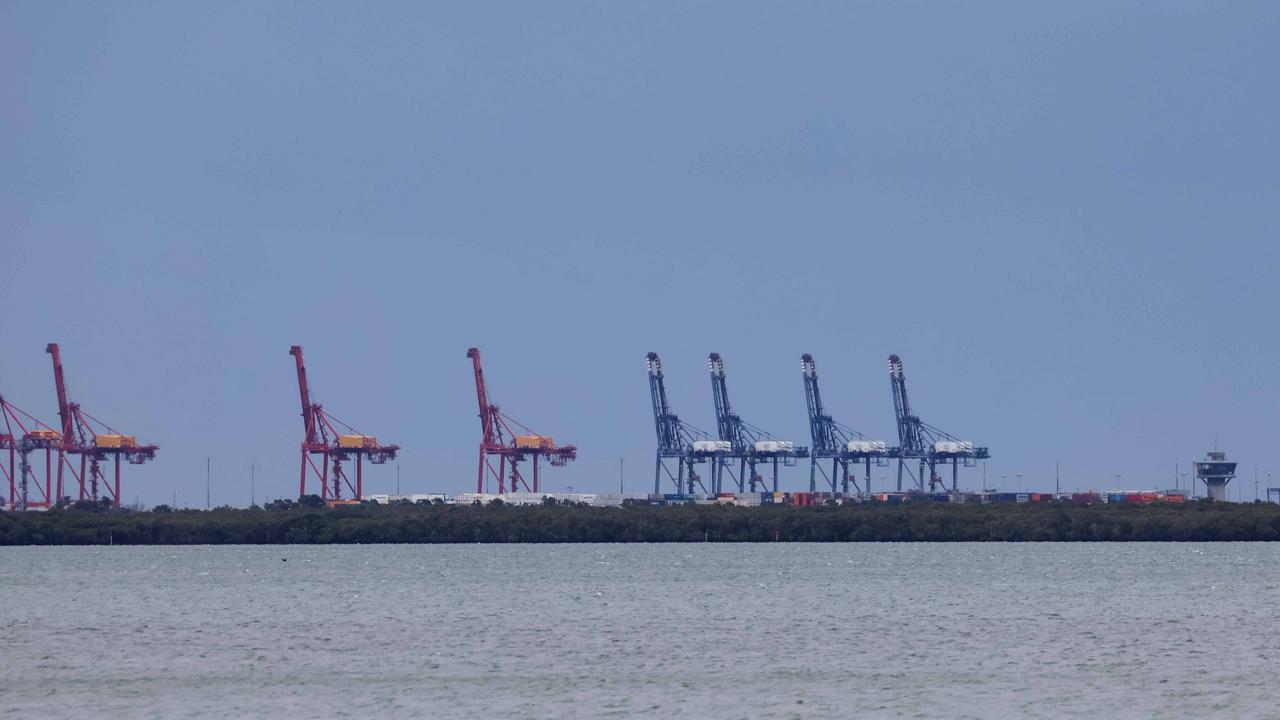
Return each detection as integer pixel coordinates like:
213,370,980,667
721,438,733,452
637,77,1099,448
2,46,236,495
2,501,1279,544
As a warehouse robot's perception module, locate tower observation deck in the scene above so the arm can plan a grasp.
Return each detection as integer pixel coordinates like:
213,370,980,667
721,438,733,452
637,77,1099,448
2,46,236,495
1194,450,1237,501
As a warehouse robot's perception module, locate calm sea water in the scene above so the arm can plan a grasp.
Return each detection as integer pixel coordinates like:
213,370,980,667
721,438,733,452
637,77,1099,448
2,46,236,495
1,543,1276,719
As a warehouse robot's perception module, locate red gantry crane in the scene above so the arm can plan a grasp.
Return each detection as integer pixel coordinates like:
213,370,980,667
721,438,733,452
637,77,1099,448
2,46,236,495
1,395,61,510
47,343,158,507
290,346,398,501
467,348,577,494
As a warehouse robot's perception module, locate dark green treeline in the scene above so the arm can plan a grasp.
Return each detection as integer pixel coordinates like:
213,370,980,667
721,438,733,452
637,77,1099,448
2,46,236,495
3,498,1280,544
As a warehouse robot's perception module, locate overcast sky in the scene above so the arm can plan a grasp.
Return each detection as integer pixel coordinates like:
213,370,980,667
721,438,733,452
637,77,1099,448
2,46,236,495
2,1,1277,505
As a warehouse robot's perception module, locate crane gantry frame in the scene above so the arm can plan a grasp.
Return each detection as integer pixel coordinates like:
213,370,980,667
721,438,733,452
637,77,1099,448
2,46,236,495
888,353,989,492
707,352,808,494
800,353,891,494
290,346,398,501
467,347,576,494
0,395,60,510
46,343,158,507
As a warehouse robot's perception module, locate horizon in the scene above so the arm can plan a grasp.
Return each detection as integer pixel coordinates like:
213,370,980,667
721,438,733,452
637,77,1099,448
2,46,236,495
3,2,1277,506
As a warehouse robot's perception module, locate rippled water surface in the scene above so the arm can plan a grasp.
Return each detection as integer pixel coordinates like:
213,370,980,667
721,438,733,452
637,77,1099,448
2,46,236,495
1,543,1277,718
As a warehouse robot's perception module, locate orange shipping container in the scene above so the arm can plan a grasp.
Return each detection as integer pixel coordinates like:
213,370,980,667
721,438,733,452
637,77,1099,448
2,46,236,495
515,435,552,450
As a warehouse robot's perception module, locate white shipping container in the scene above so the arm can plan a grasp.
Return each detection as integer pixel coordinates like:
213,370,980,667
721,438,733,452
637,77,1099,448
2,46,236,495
693,440,731,452
453,493,502,505
501,493,546,506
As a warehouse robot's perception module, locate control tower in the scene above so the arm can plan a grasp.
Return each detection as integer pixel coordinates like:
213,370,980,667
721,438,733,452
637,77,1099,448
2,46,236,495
1194,450,1237,501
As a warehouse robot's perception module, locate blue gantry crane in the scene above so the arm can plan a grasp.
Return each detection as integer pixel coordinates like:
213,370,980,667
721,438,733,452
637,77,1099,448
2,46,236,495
707,352,808,494
888,354,989,492
800,354,892,494
646,352,722,495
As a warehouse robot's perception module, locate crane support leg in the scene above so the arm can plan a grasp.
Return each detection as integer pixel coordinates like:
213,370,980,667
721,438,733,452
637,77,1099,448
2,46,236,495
772,457,779,493
322,456,331,500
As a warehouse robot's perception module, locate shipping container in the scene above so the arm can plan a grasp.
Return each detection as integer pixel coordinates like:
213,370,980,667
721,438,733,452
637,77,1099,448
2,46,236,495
93,434,137,449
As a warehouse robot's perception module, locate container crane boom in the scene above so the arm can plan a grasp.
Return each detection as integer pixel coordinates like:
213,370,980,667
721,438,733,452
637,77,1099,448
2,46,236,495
46,343,73,441
289,346,317,444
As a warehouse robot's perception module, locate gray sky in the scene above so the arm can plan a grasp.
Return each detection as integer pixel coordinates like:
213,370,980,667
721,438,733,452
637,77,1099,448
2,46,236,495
2,1,1277,505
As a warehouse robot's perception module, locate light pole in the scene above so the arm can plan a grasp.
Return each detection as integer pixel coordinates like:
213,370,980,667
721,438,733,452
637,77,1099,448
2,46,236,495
396,462,400,496
1017,473,1024,493
619,458,624,495
251,464,255,507
1001,473,1007,492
